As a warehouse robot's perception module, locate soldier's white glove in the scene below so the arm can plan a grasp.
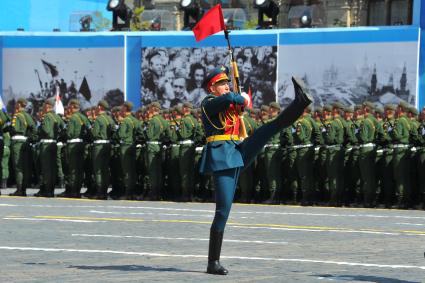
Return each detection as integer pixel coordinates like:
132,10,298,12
241,92,252,109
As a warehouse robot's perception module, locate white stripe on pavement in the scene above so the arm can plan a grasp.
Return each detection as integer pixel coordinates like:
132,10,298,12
396,223,425,226
1,203,425,221
71,233,287,245
0,246,424,270
229,225,419,236
89,210,213,218
3,217,105,223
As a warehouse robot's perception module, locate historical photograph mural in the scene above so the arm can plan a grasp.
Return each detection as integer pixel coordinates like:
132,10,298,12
2,47,125,114
278,41,418,107
141,46,278,108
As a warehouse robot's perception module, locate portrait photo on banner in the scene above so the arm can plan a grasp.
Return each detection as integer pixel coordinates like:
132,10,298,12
141,46,278,108
2,48,125,115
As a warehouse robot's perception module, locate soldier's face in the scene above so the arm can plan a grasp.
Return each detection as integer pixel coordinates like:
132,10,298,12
385,110,394,118
211,80,230,96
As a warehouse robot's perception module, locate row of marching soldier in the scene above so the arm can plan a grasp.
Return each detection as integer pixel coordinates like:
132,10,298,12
1,97,424,209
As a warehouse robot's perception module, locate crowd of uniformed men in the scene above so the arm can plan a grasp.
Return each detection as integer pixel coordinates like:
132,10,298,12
0,97,424,209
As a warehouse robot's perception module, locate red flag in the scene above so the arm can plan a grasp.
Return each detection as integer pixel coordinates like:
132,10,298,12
247,87,253,109
192,4,225,42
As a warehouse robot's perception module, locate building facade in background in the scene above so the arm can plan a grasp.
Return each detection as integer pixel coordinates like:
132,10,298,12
127,0,414,30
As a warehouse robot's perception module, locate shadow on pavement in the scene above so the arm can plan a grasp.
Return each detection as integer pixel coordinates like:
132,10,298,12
69,264,204,274
313,274,420,283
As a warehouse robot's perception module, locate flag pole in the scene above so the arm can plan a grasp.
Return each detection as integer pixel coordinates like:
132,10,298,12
223,28,248,139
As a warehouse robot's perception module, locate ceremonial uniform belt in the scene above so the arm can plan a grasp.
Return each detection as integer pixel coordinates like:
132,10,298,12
195,146,204,152
68,138,83,143
40,139,56,143
292,144,312,149
146,141,161,145
265,144,280,148
206,135,239,143
93,140,109,144
171,144,180,147
57,142,64,146
12,135,27,141
326,144,341,149
360,143,375,148
179,140,194,145
393,144,409,148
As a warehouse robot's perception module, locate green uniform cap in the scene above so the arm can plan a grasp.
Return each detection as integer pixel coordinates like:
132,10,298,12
344,106,354,113
332,102,345,109
408,106,418,115
183,102,193,109
98,99,109,110
44,99,54,107
260,105,270,112
17,98,28,106
323,105,333,112
269,102,281,111
314,106,323,113
384,104,396,111
354,105,363,111
375,107,384,115
398,100,410,111
124,101,133,111
111,106,121,113
149,101,161,109
68,99,80,107
363,101,375,110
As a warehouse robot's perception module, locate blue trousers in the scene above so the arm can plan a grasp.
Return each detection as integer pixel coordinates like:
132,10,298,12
211,119,281,232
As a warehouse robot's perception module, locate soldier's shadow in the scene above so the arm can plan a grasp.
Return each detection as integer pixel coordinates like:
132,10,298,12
312,274,420,283
69,264,203,274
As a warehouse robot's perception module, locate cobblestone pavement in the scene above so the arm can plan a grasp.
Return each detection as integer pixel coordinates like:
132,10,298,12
1,190,425,282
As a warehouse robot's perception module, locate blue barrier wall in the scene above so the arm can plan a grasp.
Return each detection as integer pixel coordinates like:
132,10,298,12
418,0,425,109
0,27,422,110
0,0,110,32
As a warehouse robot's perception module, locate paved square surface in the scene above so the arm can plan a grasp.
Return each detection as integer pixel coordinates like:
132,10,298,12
1,190,425,282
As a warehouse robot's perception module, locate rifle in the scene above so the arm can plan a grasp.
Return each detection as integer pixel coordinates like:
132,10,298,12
223,29,248,139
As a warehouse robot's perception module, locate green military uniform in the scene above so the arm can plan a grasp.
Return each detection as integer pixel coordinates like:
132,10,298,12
165,112,181,200
117,104,140,200
263,103,282,204
10,100,36,196
65,102,91,198
0,110,10,193
237,112,258,203
1,132,11,190
378,105,396,207
313,110,328,203
280,125,297,203
390,107,411,208
407,107,420,206
294,113,314,205
109,107,124,199
178,104,198,201
37,104,64,197
91,101,115,199
343,107,360,205
323,107,344,206
417,114,425,208
356,114,376,207
145,104,167,200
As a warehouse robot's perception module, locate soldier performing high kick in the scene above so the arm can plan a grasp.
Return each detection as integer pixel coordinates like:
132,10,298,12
199,66,312,275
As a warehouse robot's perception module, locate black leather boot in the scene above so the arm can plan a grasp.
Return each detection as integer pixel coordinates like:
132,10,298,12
9,184,26,197
262,191,278,205
207,229,228,275
1,178,7,189
275,77,313,129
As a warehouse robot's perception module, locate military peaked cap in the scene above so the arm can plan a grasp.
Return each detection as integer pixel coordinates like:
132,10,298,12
269,102,281,111
203,65,230,90
98,99,109,110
